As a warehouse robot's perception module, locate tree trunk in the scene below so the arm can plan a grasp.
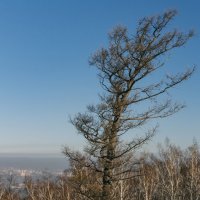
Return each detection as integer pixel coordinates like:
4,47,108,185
102,133,118,200
102,146,114,199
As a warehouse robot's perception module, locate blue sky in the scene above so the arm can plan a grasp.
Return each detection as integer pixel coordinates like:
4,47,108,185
0,0,199,155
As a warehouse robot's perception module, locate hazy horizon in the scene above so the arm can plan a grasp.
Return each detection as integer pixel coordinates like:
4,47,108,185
0,154,68,172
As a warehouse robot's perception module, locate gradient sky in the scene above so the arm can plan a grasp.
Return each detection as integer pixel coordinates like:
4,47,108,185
0,0,199,155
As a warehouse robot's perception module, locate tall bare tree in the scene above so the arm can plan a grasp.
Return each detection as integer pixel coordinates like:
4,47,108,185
64,10,194,200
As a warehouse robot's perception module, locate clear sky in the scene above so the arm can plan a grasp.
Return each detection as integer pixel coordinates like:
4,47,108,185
0,0,199,155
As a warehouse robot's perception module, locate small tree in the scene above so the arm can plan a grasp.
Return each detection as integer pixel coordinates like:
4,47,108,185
64,10,195,200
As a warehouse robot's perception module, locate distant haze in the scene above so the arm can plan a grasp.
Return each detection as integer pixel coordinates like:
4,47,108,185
0,155,68,172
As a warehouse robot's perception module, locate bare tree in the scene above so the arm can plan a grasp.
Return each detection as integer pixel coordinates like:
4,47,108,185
139,153,158,200
157,141,184,200
184,141,200,200
64,10,194,200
